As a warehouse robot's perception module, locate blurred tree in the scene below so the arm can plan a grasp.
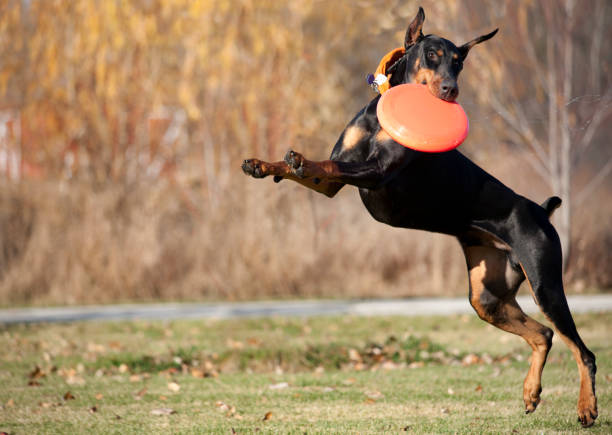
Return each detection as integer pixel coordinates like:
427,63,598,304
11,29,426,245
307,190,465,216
464,0,612,269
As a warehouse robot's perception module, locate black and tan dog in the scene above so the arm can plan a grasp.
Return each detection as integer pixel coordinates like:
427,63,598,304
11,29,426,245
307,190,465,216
242,7,597,427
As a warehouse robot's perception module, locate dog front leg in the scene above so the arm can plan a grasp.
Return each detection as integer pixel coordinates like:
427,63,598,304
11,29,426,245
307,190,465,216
241,157,344,198
284,147,415,190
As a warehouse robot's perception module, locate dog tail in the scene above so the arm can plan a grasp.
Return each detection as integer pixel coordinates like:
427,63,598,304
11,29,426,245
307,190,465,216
541,196,562,218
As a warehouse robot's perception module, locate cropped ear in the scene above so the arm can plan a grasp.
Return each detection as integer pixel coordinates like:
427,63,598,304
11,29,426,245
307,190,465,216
459,28,498,59
404,7,425,49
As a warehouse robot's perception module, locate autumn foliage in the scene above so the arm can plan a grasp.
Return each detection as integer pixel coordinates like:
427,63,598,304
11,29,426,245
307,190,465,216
0,0,609,305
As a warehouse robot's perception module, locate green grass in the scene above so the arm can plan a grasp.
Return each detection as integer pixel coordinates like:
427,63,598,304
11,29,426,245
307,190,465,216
1,312,611,434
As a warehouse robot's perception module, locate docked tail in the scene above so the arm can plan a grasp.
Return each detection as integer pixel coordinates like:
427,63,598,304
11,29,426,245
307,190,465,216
541,196,562,218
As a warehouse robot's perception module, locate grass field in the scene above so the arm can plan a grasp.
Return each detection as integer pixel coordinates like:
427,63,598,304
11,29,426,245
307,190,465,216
1,312,611,434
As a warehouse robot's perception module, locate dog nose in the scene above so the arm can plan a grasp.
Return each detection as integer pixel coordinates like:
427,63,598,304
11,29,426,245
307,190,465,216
440,80,459,101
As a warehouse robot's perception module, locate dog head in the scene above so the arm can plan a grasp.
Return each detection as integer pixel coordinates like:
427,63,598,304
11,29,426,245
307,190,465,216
389,7,498,102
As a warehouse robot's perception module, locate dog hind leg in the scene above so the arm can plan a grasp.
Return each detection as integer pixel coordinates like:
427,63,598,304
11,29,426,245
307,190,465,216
463,245,553,414
515,228,597,427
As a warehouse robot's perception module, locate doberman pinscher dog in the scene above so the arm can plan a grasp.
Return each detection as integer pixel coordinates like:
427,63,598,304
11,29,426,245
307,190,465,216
241,7,597,427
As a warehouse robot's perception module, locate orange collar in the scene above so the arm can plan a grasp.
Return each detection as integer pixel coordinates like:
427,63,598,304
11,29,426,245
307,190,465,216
370,47,405,94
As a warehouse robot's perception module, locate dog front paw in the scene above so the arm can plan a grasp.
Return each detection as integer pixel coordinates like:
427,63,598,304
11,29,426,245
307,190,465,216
284,150,306,178
242,159,268,179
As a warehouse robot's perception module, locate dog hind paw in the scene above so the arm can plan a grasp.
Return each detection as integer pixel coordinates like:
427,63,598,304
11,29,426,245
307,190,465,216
577,400,598,428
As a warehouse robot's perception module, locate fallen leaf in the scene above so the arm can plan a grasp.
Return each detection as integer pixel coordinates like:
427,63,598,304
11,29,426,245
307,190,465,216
66,375,86,386
226,339,244,349
118,364,129,373
63,391,76,401
190,368,205,378
95,393,104,400
87,343,106,353
134,387,147,400
348,348,362,362
167,382,180,392
447,388,454,395
246,337,261,346
215,401,230,412
6,399,15,407
475,385,483,392
27,380,41,387
89,406,98,413
342,378,356,386
29,366,45,379
151,408,176,416
441,407,449,414
262,411,273,421
159,395,167,401
462,354,481,366
268,382,289,390
365,390,383,400
129,374,141,382
108,341,122,350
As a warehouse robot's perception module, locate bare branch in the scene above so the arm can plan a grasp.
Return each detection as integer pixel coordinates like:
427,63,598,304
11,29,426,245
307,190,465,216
575,159,612,206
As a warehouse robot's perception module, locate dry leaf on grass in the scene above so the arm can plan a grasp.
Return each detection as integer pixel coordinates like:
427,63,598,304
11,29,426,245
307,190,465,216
129,374,141,382
262,411,273,421
475,385,483,392
133,387,147,400
342,378,356,386
167,382,180,392
89,406,98,413
268,382,289,390
215,401,237,417
95,393,104,400
151,408,176,416
63,391,75,401
29,366,45,380
364,390,383,400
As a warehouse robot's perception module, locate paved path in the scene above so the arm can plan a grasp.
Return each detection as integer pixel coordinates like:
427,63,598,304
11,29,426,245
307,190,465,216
1,294,611,324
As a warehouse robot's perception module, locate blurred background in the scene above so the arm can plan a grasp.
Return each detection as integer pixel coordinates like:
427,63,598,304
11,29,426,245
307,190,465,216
0,0,609,306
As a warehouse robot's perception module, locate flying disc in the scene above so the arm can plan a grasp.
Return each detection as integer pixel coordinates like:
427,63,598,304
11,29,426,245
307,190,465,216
377,84,469,152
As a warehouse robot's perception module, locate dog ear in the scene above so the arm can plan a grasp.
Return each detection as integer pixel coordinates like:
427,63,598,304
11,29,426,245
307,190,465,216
404,7,425,49
458,28,498,59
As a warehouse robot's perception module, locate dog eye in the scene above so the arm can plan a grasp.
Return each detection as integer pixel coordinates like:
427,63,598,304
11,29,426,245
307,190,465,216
427,50,436,60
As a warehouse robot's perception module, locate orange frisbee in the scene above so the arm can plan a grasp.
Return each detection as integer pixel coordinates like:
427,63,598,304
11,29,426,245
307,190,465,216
377,84,469,152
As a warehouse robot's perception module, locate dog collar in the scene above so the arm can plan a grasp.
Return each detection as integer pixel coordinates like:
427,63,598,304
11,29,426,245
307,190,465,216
367,47,405,94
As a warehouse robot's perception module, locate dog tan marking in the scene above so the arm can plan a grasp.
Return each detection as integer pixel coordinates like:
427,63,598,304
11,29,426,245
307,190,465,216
452,53,459,60
413,67,443,96
375,129,392,143
465,246,552,414
436,49,443,56
342,126,366,150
